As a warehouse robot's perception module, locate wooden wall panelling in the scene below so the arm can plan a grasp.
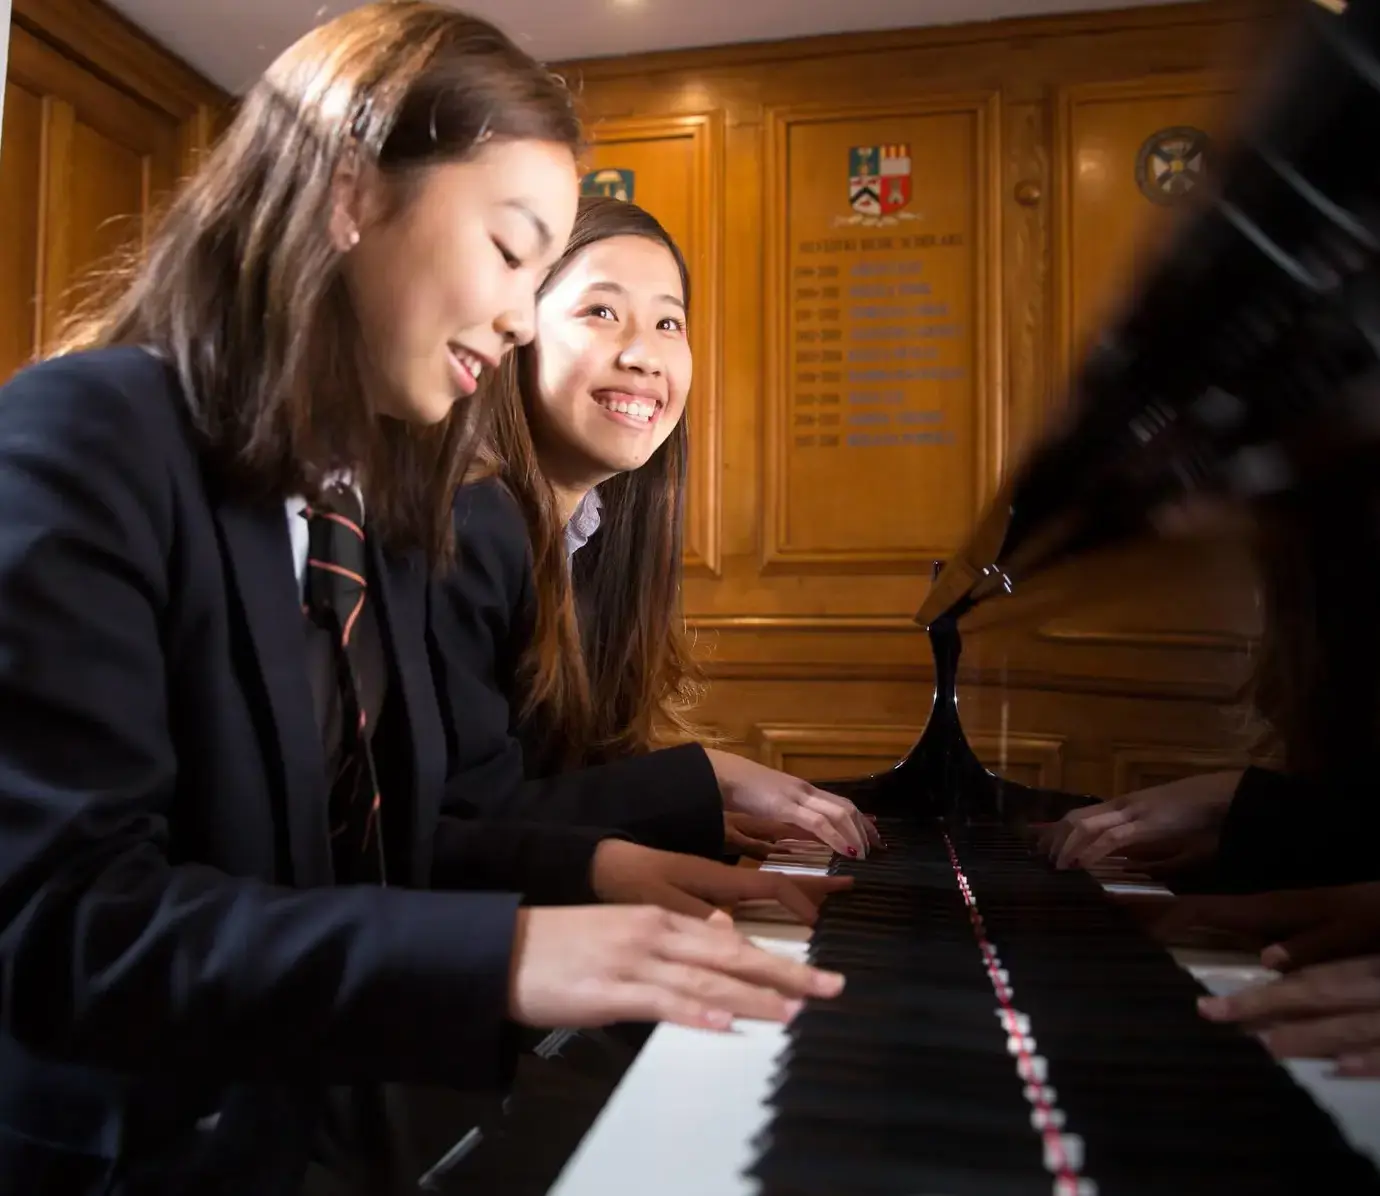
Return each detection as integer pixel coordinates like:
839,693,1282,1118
580,113,725,575
761,92,1003,574
751,721,1066,789
13,0,225,176
1003,99,1051,464
1038,68,1261,666
2,0,227,382
1110,744,1255,795
0,78,43,379
551,3,1287,794
1052,70,1240,389
708,675,1252,799
5,25,179,363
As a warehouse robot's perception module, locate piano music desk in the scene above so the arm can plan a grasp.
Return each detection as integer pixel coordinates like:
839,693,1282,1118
549,853,1380,1196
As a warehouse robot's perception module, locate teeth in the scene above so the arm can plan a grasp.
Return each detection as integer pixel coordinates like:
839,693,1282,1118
595,395,656,423
451,347,483,379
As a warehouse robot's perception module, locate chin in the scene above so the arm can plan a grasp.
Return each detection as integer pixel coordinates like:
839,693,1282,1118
605,454,652,476
409,389,461,427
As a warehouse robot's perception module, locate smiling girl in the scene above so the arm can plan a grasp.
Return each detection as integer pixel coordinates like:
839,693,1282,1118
433,196,880,864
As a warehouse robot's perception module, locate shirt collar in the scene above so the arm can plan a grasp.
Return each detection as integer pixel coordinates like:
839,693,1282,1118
564,488,603,559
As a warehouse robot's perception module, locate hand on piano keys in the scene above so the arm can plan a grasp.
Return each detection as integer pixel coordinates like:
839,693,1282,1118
724,812,835,861
589,838,852,925
704,748,882,858
732,837,839,929
506,901,845,1034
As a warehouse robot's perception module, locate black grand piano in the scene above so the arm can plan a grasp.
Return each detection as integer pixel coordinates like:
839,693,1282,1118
748,1,1380,1192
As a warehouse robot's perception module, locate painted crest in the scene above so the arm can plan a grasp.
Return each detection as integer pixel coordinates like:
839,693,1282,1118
1135,127,1210,206
580,167,635,202
836,144,918,226
849,144,912,217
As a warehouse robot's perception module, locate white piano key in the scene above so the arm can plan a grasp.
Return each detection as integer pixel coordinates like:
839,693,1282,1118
997,1009,1032,1036
1043,1132,1085,1173
1031,1106,1067,1130
547,936,807,1196
759,861,832,877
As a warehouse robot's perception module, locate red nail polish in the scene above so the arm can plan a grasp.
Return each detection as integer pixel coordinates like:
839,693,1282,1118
847,846,858,857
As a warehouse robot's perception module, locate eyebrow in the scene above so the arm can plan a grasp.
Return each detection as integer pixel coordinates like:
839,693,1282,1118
585,279,686,312
503,200,553,253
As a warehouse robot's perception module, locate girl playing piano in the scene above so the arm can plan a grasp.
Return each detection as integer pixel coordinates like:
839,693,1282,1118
0,10,847,1194
432,196,881,868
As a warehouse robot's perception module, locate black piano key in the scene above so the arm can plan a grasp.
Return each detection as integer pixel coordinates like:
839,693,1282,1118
751,1119,1049,1192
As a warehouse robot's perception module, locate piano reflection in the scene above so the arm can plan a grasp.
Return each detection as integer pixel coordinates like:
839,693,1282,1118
552,1,1380,1193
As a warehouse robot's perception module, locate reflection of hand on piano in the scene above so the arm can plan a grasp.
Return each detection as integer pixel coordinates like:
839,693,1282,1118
1163,881,1380,973
1035,769,1242,872
1199,953,1380,1076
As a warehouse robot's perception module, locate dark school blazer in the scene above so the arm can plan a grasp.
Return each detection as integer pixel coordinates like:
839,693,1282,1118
429,478,724,859
0,347,613,1195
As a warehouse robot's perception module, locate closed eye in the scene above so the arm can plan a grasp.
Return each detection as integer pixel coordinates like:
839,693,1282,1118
493,238,521,269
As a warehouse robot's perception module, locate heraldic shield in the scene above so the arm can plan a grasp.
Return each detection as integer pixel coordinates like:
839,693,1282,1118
849,144,912,217
580,167,635,202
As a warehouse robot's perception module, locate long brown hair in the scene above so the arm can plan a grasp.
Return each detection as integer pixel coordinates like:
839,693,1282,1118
484,196,704,766
52,2,580,561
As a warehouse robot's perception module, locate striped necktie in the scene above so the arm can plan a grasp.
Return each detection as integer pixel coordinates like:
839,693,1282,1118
303,482,386,885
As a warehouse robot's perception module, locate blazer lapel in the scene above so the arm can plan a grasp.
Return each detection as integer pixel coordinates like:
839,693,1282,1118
214,500,332,887
368,543,445,887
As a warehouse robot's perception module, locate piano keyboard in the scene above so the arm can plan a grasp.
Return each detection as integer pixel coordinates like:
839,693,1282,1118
752,818,1380,1195
550,818,1380,1196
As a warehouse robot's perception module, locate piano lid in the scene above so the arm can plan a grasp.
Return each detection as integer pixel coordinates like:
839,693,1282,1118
918,0,1380,633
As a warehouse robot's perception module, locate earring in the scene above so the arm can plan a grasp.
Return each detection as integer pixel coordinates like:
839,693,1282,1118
346,228,360,249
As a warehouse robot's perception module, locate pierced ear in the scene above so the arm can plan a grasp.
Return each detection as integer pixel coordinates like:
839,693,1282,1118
328,151,377,253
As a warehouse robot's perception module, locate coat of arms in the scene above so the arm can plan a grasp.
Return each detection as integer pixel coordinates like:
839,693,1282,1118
842,144,917,226
580,168,635,202
1135,127,1210,206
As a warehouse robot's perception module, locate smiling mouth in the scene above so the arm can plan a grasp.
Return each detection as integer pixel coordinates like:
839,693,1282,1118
447,343,490,394
591,391,662,426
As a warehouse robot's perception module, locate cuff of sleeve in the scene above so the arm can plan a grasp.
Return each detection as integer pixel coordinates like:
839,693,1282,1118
523,827,626,906
345,888,522,1090
620,743,725,860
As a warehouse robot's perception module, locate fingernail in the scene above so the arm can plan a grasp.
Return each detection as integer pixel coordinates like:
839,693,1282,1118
783,999,804,1022
1260,944,1289,970
846,846,858,858
812,970,845,997
704,1008,733,1030
1198,995,1226,1018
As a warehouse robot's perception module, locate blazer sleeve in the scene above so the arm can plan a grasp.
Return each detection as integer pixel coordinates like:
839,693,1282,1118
1215,765,1380,892
0,357,517,1089
431,481,725,860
